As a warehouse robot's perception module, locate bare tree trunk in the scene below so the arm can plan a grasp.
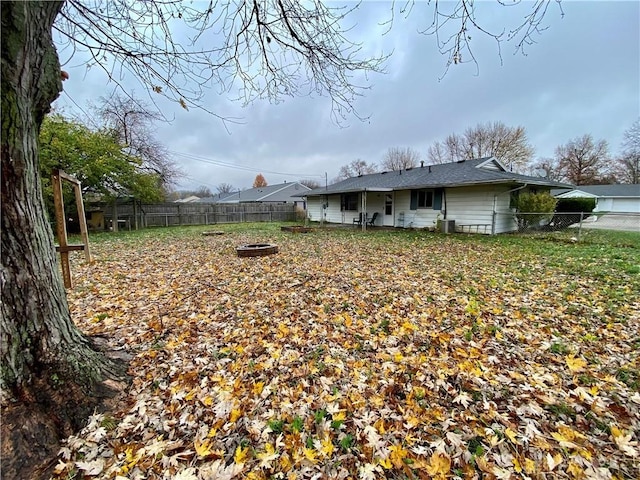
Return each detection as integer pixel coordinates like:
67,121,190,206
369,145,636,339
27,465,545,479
1,3,124,476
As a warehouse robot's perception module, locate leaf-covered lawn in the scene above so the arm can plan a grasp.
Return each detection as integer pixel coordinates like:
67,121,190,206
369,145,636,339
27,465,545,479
54,225,639,479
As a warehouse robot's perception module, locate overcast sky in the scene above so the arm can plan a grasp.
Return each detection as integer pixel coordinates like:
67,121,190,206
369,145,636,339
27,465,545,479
53,1,639,192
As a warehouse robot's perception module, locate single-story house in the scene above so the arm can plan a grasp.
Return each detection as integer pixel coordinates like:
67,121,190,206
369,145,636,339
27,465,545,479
174,195,201,203
303,157,570,234
552,184,640,214
198,181,311,210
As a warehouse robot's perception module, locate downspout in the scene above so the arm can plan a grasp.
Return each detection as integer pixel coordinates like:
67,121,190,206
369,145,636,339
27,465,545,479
362,189,367,232
492,184,527,235
442,189,447,219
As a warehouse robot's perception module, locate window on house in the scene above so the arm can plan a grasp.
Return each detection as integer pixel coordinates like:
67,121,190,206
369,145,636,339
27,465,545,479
340,193,358,211
417,190,433,208
410,189,443,210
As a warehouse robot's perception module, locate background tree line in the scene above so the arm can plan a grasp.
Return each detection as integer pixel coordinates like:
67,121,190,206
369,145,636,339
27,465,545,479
334,120,640,186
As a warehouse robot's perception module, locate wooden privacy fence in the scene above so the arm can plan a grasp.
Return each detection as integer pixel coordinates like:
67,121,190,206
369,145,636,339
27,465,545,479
102,202,299,230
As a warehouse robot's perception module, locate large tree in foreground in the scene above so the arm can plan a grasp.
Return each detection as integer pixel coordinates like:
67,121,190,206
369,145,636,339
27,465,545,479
1,0,565,476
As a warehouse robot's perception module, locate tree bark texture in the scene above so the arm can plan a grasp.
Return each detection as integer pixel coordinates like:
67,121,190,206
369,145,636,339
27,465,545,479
1,1,113,398
1,4,129,476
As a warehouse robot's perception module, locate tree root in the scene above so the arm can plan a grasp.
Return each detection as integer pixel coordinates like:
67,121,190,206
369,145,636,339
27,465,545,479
0,337,131,480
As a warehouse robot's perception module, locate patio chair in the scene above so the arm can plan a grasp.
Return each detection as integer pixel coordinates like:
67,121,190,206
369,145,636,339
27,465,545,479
367,212,379,226
353,212,364,226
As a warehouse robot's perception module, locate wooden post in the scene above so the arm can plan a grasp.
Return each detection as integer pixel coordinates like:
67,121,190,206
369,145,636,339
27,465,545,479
112,201,118,232
71,182,91,262
133,199,139,230
52,170,71,288
52,169,92,288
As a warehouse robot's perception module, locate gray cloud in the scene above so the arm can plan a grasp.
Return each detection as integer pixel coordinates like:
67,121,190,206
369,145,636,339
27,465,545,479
54,1,639,191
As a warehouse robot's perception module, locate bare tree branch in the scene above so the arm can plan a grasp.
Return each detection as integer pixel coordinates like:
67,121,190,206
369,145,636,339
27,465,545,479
387,0,564,77
381,146,420,171
54,0,388,125
555,134,610,185
94,93,183,187
426,121,534,171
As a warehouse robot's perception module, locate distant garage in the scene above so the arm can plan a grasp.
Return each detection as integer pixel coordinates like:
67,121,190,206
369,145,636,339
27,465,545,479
553,184,640,214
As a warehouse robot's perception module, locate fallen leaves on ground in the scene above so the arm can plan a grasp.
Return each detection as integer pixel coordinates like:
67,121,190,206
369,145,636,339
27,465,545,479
53,227,639,479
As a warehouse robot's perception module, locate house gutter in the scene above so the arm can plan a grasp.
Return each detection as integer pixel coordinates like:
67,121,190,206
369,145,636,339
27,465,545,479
492,183,528,235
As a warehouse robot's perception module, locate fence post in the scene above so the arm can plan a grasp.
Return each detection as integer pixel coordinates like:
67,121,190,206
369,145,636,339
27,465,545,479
577,211,584,242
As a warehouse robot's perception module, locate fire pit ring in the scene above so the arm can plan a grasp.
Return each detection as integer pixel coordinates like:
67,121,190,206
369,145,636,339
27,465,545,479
236,243,279,257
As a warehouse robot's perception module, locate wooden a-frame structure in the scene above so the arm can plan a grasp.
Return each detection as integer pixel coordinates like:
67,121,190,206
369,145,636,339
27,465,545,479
52,169,92,288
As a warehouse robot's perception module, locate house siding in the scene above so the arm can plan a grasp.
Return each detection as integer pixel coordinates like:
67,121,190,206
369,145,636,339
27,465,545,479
307,197,324,222
394,190,441,229
307,184,554,234
307,195,357,224
445,185,513,233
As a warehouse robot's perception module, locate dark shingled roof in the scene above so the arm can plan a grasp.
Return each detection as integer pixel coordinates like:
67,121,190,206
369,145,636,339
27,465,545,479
305,157,570,196
552,184,640,198
199,182,311,203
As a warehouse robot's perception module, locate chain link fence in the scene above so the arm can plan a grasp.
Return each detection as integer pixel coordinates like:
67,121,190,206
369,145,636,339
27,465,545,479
493,211,639,238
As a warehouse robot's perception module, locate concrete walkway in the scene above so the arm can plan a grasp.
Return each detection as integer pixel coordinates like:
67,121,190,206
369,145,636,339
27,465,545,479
580,214,640,233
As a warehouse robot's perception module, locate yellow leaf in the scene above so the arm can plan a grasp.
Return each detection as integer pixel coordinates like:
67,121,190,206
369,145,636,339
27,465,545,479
234,446,249,464
566,355,587,373
201,396,214,407
523,458,536,474
320,437,334,457
378,457,392,469
426,451,451,477
402,320,417,332
333,411,346,422
303,448,318,463
505,427,520,444
389,444,409,468
256,443,279,469
551,431,577,449
253,382,264,396
546,452,563,470
278,323,289,337
611,425,639,457
230,408,242,423
512,457,522,473
279,453,292,471
567,461,583,478
194,438,213,458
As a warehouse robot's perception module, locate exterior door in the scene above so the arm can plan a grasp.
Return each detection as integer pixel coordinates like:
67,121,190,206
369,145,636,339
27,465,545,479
383,193,394,226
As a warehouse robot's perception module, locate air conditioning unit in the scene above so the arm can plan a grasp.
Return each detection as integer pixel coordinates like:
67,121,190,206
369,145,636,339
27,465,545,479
441,219,455,233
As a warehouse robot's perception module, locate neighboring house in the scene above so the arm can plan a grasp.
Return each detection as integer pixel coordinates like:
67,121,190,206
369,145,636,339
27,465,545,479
197,192,233,203
303,157,569,234
174,195,201,203
552,184,640,214
199,182,311,209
